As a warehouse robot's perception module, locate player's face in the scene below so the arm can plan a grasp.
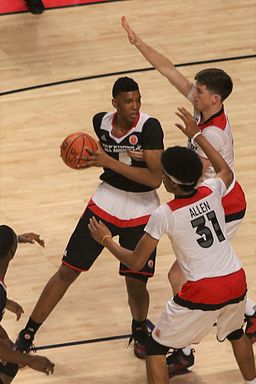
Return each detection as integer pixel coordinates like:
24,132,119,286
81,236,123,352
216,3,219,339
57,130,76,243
193,82,216,112
113,90,141,124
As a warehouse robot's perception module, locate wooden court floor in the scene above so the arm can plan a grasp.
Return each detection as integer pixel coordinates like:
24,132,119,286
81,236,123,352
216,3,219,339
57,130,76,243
0,1,256,383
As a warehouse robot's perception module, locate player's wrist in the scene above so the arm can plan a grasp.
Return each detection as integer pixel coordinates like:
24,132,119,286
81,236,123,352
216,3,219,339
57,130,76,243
191,131,202,142
101,235,112,246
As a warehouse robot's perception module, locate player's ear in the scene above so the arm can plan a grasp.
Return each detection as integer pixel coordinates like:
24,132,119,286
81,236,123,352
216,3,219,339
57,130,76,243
112,98,117,109
212,94,221,105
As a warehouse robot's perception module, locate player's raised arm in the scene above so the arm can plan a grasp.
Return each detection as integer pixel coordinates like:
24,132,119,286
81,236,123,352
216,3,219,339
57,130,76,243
121,16,193,97
175,107,233,188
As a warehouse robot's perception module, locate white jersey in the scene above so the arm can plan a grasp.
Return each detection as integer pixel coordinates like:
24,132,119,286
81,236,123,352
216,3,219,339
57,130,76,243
187,86,235,179
145,178,241,281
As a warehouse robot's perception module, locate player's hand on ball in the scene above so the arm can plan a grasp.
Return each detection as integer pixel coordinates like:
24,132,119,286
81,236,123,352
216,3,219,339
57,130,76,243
77,143,110,169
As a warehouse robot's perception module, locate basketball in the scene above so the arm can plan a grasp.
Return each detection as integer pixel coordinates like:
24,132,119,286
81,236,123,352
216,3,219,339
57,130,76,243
60,132,98,169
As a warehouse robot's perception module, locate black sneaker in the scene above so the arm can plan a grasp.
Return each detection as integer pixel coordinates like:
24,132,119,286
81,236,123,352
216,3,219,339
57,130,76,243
24,0,45,14
129,321,149,359
15,329,36,353
245,310,256,344
167,348,195,377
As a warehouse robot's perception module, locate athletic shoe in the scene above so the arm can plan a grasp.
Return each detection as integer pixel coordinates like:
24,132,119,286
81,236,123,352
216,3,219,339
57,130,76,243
167,348,195,377
24,0,45,14
15,329,36,353
245,310,256,344
129,321,149,359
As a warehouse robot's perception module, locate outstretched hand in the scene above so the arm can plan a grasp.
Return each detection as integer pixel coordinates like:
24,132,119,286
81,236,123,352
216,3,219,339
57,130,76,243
17,233,45,248
88,217,112,245
121,16,138,45
175,107,200,139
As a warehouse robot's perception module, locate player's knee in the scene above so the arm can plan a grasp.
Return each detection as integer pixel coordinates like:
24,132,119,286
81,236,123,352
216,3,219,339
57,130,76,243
226,328,244,341
145,335,169,356
58,264,80,283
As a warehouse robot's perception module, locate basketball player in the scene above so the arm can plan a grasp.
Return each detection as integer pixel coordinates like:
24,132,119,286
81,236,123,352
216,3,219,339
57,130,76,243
121,16,256,374
15,77,164,359
0,225,54,383
88,107,256,384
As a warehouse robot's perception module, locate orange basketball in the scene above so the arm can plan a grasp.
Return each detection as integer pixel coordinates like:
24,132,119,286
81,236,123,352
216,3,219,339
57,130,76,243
60,132,98,169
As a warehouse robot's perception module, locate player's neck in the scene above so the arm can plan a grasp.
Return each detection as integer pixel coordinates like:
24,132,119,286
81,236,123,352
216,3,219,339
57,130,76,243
113,116,133,136
201,105,223,123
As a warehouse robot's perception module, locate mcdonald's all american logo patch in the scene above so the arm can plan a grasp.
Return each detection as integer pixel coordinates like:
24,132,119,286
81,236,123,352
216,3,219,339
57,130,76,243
148,260,154,269
129,135,138,145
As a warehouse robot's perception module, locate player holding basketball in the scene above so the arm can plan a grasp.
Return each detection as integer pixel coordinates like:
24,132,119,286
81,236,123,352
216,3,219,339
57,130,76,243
121,16,256,375
88,107,256,384
0,225,54,383
15,77,164,359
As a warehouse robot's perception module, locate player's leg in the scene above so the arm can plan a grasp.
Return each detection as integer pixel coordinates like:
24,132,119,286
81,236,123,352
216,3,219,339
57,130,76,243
119,224,156,359
166,261,194,375
15,208,104,353
168,260,186,295
217,296,256,382
229,332,256,382
145,336,170,384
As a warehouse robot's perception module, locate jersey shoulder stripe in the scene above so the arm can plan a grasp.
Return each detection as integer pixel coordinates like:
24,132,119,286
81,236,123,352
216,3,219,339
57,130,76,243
167,186,213,212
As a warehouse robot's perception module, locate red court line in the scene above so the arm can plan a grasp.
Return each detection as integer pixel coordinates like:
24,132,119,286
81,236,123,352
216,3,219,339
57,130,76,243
0,0,110,14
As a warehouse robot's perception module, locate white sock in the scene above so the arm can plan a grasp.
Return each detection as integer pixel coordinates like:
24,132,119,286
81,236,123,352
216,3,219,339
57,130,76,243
245,297,256,316
244,378,256,384
182,346,192,356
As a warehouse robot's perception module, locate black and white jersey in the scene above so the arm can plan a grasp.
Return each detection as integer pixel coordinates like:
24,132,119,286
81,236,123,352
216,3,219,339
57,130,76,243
93,112,164,192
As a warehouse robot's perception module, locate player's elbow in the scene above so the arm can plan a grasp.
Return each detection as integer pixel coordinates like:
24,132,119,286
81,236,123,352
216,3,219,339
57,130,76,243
149,175,162,189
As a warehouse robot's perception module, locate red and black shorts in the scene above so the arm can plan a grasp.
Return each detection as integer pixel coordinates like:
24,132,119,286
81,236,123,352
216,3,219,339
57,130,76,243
62,206,156,282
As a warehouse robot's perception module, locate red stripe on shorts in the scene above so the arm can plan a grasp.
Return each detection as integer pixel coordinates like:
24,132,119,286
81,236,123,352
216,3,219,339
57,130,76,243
222,181,246,215
87,199,150,227
178,268,247,305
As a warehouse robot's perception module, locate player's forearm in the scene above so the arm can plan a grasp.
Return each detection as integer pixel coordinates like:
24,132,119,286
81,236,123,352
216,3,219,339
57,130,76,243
134,39,192,97
107,157,162,189
195,134,233,186
104,238,142,270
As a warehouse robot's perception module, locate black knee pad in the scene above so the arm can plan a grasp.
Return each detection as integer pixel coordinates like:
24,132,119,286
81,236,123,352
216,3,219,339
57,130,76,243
226,328,244,341
145,335,169,356
0,362,19,378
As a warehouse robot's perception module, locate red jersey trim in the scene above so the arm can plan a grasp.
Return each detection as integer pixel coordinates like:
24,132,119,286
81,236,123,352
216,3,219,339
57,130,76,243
87,199,150,227
174,268,247,310
198,107,227,132
167,186,212,212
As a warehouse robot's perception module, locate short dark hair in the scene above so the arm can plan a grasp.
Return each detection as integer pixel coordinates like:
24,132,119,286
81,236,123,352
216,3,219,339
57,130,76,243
0,225,16,259
161,146,203,192
194,68,233,101
112,77,139,98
